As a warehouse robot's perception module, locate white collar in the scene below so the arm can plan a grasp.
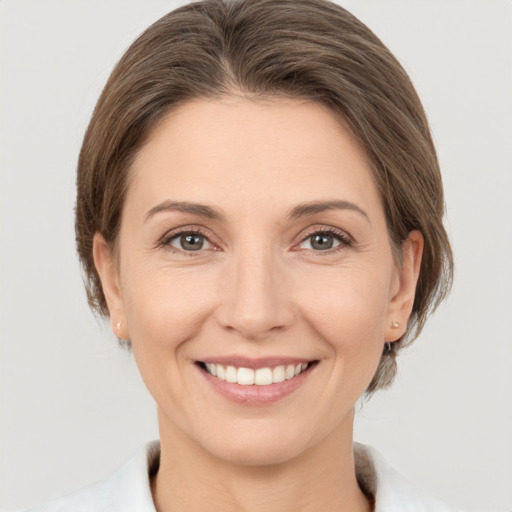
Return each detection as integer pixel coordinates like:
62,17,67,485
353,443,460,511
27,441,460,511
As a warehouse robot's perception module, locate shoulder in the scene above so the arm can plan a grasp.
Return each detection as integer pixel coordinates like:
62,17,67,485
20,441,160,512
354,443,462,512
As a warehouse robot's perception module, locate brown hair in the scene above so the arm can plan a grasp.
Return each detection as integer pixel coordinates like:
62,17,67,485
75,0,453,393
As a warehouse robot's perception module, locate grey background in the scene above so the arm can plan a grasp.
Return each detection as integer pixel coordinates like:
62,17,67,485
1,1,511,511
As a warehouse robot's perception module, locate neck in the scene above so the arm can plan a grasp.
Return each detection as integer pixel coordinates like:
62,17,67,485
151,408,372,512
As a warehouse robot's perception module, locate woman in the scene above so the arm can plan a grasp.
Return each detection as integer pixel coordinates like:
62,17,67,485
23,0,458,510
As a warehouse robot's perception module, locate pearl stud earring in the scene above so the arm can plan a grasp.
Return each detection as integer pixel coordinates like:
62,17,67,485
391,320,400,328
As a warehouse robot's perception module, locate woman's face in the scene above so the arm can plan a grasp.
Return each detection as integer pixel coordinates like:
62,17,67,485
95,97,421,465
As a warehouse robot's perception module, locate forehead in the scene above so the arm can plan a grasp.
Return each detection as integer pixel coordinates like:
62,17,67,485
127,96,382,219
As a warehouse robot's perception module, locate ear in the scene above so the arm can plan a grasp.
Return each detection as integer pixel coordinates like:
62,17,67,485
93,233,129,340
385,230,424,342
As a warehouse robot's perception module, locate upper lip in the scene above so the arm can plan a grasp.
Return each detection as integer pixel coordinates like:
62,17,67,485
197,356,316,369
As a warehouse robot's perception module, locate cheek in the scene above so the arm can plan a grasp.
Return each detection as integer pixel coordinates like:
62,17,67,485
295,268,391,405
120,267,219,417
296,264,392,351
122,267,217,350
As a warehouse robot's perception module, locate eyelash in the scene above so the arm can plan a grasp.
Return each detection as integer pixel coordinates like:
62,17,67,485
295,227,353,254
159,227,216,256
158,226,353,255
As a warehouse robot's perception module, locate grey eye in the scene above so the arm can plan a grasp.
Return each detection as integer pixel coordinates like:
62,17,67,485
299,232,345,251
170,233,211,251
310,233,334,250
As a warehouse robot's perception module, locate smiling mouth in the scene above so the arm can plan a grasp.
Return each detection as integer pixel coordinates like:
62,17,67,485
197,361,316,386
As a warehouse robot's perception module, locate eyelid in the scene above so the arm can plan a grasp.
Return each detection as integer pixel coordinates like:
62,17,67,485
156,223,353,254
157,225,221,253
292,225,353,252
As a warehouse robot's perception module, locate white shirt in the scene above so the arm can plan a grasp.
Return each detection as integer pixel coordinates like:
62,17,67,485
23,441,461,511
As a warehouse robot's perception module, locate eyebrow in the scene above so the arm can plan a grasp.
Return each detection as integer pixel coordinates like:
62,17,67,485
144,200,226,222
144,199,369,223
288,200,370,222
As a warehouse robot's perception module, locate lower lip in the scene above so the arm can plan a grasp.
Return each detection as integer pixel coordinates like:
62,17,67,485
198,365,315,406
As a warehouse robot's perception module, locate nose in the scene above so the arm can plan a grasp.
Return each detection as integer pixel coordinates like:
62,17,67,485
215,247,294,341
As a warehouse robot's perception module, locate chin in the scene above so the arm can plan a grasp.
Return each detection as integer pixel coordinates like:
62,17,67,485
194,419,320,467
213,438,307,467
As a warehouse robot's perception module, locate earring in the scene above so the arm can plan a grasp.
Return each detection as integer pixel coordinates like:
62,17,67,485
391,320,400,329
115,321,121,335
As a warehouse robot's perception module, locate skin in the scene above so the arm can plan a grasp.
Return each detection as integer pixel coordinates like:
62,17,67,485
94,96,423,512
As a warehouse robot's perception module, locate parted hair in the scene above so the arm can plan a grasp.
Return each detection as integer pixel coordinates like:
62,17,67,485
75,0,453,394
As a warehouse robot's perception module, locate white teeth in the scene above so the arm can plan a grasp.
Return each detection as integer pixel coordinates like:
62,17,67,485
237,367,255,385
216,365,226,381
204,362,310,385
225,365,237,383
254,367,273,385
272,365,286,383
